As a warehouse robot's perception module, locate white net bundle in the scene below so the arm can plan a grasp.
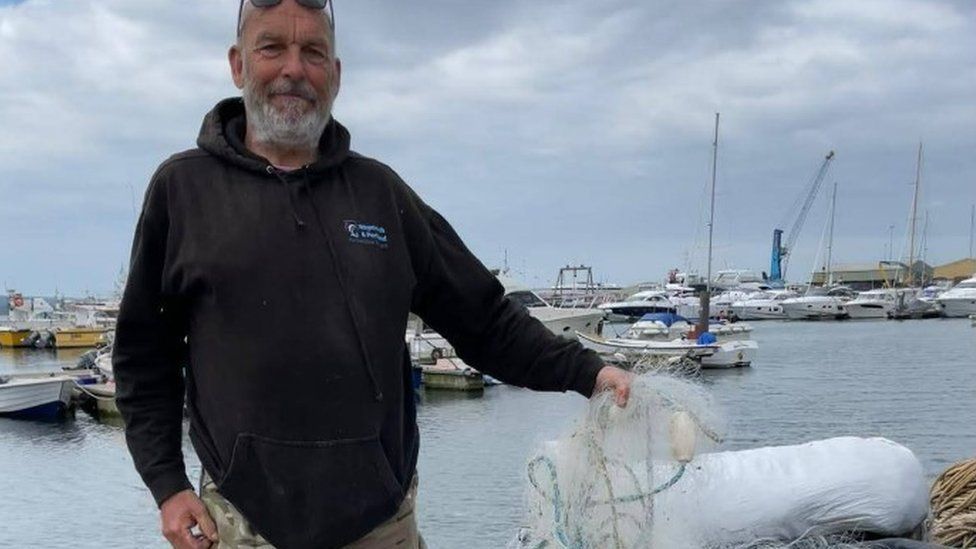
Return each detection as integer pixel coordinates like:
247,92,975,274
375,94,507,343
513,372,930,549
514,373,725,548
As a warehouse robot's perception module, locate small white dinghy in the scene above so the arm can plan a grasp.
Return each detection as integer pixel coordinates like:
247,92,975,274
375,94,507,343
576,332,718,359
0,375,74,420
700,339,759,368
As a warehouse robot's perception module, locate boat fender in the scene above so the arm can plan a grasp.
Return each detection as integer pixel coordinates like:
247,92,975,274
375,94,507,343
670,411,697,463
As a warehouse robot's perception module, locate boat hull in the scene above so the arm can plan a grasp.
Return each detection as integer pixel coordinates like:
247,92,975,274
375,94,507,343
937,298,976,318
731,304,785,320
530,309,604,338
576,332,715,358
599,305,677,319
0,329,34,348
782,299,849,320
845,302,891,319
0,377,73,420
700,340,759,369
54,328,109,349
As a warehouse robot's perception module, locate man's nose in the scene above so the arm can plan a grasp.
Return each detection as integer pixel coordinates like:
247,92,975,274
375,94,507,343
279,46,305,80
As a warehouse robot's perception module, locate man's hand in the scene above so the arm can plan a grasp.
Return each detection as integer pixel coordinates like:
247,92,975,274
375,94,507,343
594,365,635,407
160,489,218,549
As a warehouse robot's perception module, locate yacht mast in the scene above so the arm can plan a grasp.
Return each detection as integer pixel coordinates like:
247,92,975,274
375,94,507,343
707,112,719,296
969,204,974,259
697,113,719,334
907,142,922,287
826,182,837,286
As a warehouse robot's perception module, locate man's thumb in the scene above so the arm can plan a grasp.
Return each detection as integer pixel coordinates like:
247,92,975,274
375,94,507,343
193,505,219,541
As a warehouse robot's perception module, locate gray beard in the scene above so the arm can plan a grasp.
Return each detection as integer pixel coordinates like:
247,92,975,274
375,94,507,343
242,77,332,151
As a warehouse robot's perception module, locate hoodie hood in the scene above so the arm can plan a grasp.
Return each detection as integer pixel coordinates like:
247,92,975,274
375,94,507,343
196,97,351,174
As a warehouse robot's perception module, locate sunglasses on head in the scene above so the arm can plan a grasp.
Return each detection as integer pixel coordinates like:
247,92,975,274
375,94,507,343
237,0,335,37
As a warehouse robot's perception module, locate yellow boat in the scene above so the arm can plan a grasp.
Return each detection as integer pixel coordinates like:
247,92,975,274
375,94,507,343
0,328,34,348
53,327,108,349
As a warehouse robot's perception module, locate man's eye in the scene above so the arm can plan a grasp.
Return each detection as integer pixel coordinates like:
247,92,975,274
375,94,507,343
305,49,328,64
259,45,283,55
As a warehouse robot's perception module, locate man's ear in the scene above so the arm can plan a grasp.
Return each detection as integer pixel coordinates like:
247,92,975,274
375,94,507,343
331,58,342,99
229,45,245,90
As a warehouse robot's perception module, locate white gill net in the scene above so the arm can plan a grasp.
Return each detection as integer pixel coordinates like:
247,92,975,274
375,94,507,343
511,372,888,549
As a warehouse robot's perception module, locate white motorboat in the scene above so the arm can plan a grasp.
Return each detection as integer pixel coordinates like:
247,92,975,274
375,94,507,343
730,290,797,320
711,269,768,291
781,183,854,321
781,287,855,320
0,375,74,420
622,313,753,342
499,274,604,338
711,290,754,319
598,290,678,320
575,332,717,359
700,339,759,368
936,276,976,318
845,288,907,319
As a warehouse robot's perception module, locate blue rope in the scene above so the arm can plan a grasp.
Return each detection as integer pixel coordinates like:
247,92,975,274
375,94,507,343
527,455,688,548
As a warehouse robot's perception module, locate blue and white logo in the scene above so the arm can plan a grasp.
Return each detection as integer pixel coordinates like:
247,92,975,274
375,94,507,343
344,220,388,248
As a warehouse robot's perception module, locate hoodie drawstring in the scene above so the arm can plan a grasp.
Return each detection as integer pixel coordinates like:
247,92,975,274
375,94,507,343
267,165,306,229
284,168,384,403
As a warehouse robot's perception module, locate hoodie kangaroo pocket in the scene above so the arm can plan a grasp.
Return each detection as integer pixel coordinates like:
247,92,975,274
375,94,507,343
217,433,403,549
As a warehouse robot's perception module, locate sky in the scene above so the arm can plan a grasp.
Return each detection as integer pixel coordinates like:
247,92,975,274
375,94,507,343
0,0,974,296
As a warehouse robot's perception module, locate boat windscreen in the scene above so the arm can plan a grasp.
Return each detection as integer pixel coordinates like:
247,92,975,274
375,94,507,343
507,291,548,308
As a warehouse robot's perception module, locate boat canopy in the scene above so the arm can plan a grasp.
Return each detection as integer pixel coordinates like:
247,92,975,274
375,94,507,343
637,312,690,326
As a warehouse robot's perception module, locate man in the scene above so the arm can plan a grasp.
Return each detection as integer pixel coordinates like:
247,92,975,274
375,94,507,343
114,1,633,548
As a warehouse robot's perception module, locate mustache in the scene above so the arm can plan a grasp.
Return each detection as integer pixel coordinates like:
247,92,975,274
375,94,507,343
266,79,317,103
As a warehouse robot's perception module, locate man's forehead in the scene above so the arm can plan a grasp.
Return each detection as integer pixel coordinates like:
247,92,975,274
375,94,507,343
240,2,332,42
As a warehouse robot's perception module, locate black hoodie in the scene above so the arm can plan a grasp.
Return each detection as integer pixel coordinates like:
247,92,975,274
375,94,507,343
113,98,605,549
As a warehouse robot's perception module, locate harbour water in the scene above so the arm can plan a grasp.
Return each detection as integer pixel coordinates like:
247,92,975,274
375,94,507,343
2,319,974,548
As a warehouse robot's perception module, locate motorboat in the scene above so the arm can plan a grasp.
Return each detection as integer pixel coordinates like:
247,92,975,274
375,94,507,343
622,313,753,342
506,289,604,338
936,276,976,318
888,290,945,320
576,331,756,368
845,288,906,319
781,286,855,320
0,327,34,348
711,290,753,319
53,327,110,349
576,331,717,359
917,284,947,304
711,269,768,291
730,290,797,320
597,290,677,320
578,312,758,369
499,274,604,338
700,339,759,368
0,375,74,420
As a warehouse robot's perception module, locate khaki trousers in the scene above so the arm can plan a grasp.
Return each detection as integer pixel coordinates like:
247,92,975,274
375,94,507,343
200,471,426,548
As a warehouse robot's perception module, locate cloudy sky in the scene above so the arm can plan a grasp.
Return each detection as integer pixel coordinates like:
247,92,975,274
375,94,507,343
1,0,973,295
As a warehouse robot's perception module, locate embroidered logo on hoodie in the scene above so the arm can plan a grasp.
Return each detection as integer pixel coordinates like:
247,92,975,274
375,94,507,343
344,220,388,248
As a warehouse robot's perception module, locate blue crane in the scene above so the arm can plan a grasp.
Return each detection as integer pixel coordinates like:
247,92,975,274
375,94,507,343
769,151,835,284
